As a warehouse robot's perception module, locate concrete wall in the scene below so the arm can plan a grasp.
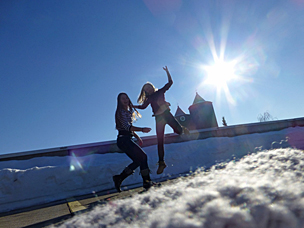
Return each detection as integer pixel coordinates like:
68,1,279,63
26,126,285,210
1,117,304,162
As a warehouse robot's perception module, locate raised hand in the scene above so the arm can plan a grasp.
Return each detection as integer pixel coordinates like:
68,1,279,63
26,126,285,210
163,66,169,72
163,65,172,82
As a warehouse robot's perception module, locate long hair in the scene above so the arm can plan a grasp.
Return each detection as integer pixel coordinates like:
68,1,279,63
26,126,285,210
137,82,156,104
115,92,141,130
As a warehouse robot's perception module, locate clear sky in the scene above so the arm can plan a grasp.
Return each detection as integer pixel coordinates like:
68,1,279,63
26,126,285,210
1,0,304,154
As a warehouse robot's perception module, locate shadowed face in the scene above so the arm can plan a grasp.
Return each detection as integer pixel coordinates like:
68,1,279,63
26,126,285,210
143,84,154,96
119,93,130,110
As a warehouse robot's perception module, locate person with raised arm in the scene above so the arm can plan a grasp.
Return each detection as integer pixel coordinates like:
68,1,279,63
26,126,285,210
133,66,189,175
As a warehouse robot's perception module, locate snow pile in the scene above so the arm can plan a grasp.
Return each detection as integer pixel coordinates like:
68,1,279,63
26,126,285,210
0,127,304,213
56,148,304,228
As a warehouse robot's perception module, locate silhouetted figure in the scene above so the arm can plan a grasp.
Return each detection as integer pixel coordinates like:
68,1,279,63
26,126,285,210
134,66,189,175
113,92,153,192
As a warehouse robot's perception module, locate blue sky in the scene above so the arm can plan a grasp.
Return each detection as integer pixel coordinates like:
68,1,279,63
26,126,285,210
1,0,304,154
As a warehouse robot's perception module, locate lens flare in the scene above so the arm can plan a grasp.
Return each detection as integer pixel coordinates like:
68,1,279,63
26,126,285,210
69,152,84,172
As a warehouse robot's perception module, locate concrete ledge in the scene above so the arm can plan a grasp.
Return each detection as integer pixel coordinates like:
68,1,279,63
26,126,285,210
1,117,304,161
153,117,304,145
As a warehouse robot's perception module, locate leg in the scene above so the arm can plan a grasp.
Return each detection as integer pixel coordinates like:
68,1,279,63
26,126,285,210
113,167,133,192
120,139,155,190
140,168,152,190
117,136,149,171
155,115,167,174
155,115,166,161
114,137,150,192
164,111,183,135
123,139,149,171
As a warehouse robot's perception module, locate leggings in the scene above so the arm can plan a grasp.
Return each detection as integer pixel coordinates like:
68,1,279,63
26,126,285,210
155,110,183,161
117,136,149,171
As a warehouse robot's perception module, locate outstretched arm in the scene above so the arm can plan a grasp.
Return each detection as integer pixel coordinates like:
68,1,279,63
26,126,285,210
130,126,151,133
132,105,140,109
163,66,173,84
133,102,149,110
131,126,152,146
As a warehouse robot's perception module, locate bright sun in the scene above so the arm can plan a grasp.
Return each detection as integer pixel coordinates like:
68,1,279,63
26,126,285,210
203,60,236,87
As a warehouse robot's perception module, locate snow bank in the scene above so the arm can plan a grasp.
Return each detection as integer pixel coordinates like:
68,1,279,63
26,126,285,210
55,148,304,228
0,127,303,213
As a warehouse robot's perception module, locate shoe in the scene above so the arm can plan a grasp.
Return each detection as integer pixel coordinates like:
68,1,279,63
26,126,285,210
113,175,122,192
143,180,153,190
113,167,134,193
141,169,152,190
143,180,161,190
156,161,167,174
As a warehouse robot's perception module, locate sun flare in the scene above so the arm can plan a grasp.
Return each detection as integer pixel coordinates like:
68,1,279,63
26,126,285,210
203,60,237,87
198,58,239,106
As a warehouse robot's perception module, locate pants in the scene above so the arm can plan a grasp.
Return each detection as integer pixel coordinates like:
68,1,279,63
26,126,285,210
117,136,149,171
155,110,183,161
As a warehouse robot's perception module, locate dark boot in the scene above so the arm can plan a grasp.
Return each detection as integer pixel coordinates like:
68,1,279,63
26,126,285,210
140,169,152,190
113,167,133,192
156,160,167,174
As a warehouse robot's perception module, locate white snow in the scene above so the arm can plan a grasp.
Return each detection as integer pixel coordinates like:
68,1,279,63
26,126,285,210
1,127,304,228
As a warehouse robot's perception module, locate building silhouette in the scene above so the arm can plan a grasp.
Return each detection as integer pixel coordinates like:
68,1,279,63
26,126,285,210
174,92,218,130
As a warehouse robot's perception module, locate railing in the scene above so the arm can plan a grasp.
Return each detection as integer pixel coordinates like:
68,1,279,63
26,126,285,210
1,117,303,162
